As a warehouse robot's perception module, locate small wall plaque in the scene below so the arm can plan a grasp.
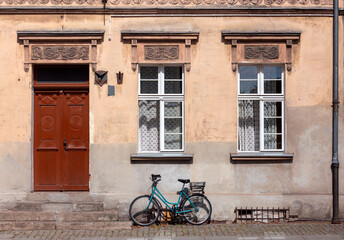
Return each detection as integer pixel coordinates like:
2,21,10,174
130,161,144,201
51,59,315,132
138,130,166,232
108,85,115,96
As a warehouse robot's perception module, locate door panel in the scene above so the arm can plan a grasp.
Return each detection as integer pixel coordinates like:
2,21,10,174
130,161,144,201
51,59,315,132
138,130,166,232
63,92,89,190
34,92,62,191
34,90,89,191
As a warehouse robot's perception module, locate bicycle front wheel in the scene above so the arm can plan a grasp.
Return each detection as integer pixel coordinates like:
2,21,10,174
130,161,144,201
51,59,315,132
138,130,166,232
129,195,160,226
181,194,212,225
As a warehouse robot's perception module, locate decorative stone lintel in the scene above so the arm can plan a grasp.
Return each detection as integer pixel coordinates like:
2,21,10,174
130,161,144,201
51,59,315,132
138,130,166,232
121,31,199,72
17,31,104,72
222,32,300,72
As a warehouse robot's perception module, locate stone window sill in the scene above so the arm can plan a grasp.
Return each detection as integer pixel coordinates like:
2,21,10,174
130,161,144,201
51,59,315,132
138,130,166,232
230,152,293,163
131,153,193,163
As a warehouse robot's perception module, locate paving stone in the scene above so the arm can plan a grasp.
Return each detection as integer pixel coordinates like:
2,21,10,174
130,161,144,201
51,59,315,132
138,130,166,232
56,221,132,230
3,223,344,239
0,232,14,239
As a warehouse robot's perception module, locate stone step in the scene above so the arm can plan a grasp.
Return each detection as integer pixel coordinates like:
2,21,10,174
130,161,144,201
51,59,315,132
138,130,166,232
0,211,55,221
0,221,132,230
25,192,95,203
58,211,119,222
13,201,104,212
0,221,55,230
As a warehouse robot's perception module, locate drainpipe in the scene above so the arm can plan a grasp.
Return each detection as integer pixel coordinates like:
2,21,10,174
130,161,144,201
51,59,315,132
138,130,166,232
332,0,340,224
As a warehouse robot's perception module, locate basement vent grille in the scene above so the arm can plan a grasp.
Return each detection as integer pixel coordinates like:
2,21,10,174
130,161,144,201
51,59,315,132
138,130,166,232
234,207,296,223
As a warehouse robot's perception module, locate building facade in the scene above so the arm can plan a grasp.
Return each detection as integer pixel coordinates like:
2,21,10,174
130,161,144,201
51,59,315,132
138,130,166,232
0,0,342,221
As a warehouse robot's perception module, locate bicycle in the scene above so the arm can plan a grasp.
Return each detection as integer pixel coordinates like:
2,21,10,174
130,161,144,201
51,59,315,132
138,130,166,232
129,174,212,226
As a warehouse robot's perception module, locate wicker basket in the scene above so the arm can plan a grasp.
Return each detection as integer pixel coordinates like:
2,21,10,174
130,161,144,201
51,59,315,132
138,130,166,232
190,182,206,194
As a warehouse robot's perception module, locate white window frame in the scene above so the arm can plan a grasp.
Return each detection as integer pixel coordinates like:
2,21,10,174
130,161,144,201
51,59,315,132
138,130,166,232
237,64,285,152
138,65,185,153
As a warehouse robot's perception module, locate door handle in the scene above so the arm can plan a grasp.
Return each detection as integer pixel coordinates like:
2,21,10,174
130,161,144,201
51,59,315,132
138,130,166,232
63,139,67,151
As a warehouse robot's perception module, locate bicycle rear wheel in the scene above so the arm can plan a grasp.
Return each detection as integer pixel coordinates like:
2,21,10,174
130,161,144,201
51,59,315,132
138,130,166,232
129,195,160,226
181,194,212,225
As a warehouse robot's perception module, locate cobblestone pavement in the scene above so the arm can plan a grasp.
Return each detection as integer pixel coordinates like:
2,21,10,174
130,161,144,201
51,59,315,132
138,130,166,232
1,223,344,240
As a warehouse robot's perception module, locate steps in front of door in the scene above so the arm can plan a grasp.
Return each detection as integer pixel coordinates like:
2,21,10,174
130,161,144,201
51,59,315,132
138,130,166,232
0,211,131,230
14,201,104,212
0,193,132,230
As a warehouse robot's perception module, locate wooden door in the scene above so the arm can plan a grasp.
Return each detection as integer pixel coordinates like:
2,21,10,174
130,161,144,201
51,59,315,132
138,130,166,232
34,90,89,191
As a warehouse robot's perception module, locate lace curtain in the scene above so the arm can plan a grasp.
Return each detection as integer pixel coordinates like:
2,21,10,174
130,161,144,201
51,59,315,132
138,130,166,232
139,100,160,151
238,100,260,151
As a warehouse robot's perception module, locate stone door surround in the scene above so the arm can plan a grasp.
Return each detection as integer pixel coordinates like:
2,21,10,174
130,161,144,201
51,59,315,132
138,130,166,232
121,31,199,72
18,31,104,72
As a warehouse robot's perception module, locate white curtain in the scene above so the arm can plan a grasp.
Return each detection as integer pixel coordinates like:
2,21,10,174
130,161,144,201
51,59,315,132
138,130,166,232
238,100,260,151
139,100,160,151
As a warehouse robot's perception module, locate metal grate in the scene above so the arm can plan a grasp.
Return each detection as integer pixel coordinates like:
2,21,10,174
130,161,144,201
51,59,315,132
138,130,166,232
234,207,295,223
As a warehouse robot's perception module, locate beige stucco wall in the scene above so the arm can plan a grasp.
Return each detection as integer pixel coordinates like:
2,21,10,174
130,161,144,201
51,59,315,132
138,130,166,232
0,13,340,220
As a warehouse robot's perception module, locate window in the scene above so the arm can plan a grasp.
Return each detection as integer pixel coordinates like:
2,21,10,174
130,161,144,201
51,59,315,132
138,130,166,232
138,66,184,152
238,65,284,152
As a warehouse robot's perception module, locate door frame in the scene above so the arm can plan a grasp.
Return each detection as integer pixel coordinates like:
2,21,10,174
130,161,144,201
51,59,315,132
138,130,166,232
32,64,90,191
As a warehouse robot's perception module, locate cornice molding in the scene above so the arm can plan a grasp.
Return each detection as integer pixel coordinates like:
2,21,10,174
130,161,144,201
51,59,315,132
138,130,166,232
0,0,332,7
222,31,301,41
18,30,104,41
121,31,199,41
0,7,333,15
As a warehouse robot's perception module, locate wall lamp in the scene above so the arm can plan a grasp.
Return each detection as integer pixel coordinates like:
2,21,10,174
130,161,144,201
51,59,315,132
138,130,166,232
117,71,123,84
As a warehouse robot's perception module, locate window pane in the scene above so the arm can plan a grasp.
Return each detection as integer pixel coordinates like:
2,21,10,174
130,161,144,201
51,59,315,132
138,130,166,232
164,102,182,117
165,81,182,94
264,80,282,94
264,134,282,150
264,66,282,80
239,66,258,79
165,66,182,79
238,100,260,151
165,119,182,133
164,134,182,150
240,81,258,94
140,81,158,94
264,102,282,117
264,118,282,134
140,66,158,79
139,100,160,151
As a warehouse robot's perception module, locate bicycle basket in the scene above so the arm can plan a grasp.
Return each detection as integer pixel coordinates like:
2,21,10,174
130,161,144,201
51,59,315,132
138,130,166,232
190,182,206,194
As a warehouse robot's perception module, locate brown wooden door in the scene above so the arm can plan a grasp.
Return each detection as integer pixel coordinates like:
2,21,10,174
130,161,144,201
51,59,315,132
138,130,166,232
34,90,89,191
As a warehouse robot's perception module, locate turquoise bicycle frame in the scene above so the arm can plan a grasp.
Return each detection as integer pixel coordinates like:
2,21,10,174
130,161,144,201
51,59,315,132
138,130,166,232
146,186,198,214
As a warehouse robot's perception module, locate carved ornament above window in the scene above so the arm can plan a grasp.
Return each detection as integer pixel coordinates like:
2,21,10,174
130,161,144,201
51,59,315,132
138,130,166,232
18,31,104,72
221,32,301,72
121,31,199,72
144,45,179,61
244,45,279,59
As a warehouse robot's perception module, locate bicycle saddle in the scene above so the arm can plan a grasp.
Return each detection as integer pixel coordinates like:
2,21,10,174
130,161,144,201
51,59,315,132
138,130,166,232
178,179,190,184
